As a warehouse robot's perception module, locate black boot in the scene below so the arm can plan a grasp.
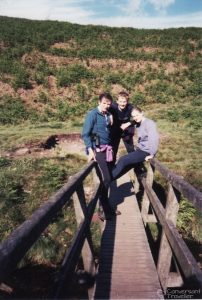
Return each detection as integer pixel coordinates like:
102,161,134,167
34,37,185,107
98,205,113,221
109,207,121,216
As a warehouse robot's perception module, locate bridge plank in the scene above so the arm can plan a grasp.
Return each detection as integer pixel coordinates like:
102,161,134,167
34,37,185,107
94,173,162,299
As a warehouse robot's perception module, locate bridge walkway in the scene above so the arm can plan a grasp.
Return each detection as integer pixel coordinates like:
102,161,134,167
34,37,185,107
94,173,162,299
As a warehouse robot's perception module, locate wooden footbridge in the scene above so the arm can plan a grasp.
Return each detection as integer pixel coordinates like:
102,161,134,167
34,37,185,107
0,159,202,299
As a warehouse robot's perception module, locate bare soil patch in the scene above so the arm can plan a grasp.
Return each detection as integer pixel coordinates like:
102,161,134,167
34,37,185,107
2,133,85,159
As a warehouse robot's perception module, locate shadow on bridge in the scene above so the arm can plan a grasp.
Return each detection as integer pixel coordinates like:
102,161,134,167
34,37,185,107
94,180,134,299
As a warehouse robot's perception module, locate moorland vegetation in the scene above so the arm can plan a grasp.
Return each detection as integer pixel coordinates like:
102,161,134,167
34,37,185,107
0,16,201,294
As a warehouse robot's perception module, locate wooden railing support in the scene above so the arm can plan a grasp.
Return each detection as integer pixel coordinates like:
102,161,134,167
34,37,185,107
72,185,96,299
128,169,140,193
73,185,96,272
157,183,182,291
138,158,202,292
52,184,101,299
151,159,202,212
141,163,157,224
142,178,202,289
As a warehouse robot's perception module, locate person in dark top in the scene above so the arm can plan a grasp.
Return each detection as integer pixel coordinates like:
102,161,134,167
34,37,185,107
82,92,121,221
110,91,134,165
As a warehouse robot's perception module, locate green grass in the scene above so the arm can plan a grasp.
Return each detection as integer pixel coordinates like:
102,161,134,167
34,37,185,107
156,119,202,190
142,102,202,191
0,121,83,151
0,155,87,266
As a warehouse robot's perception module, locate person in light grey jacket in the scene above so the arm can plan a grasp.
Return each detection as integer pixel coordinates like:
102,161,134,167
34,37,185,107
112,106,159,180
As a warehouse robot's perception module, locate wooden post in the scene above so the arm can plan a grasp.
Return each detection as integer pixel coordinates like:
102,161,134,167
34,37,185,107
72,185,96,299
157,183,181,291
141,162,157,224
92,163,106,233
92,166,101,218
129,169,140,193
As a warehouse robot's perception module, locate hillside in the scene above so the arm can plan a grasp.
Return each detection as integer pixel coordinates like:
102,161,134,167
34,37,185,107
0,16,201,119
0,16,201,184
0,16,201,297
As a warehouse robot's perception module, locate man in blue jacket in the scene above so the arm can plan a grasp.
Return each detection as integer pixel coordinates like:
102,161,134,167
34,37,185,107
82,92,121,221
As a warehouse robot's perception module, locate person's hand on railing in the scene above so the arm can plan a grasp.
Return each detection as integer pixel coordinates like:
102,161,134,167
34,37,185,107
145,155,154,161
88,148,96,162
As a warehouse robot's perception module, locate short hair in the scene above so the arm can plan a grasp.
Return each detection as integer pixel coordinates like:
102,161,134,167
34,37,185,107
132,106,142,113
99,92,113,102
118,91,129,99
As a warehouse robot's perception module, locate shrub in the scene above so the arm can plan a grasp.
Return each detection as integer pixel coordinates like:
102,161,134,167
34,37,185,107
33,59,53,86
42,108,54,120
188,119,201,130
181,109,191,118
187,83,202,97
0,157,11,167
33,59,53,84
0,55,15,74
36,163,67,192
0,96,29,124
191,97,201,106
76,84,88,100
131,92,146,105
167,110,180,122
12,67,32,90
55,100,71,121
57,65,93,87
33,71,47,85
155,94,168,104
122,71,144,90
104,72,122,85
36,91,50,104
177,199,197,239
29,109,41,123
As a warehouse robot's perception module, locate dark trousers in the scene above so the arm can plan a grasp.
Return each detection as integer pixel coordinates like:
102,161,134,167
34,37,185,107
112,135,134,165
112,149,149,180
95,151,113,213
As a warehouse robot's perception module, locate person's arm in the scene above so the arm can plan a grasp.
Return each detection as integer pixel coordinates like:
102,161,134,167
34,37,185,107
145,120,159,160
82,111,96,161
120,104,134,131
120,122,131,131
109,114,113,126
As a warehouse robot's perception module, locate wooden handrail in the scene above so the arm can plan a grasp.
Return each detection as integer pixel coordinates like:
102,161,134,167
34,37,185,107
0,160,98,283
142,178,202,282
151,158,202,212
52,183,101,299
140,159,202,291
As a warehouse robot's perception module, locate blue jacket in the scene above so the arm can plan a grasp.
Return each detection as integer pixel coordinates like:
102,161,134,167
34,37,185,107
82,107,112,149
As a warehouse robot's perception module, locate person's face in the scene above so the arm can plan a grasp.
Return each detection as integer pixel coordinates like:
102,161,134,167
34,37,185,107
131,110,143,123
99,98,112,113
117,96,128,110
